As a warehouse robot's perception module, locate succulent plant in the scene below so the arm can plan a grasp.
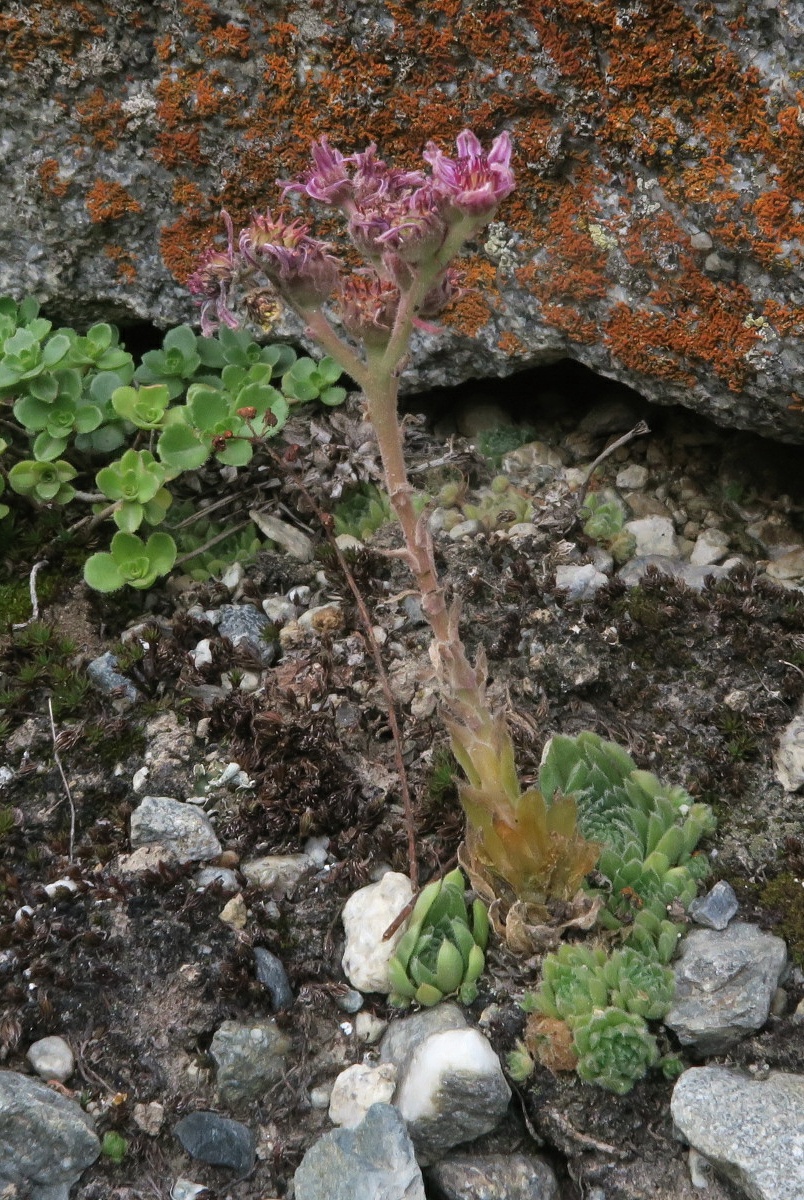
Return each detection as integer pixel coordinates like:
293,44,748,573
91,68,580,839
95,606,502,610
282,354,346,407
333,482,392,541
8,458,77,505
571,1006,660,1094
96,448,171,532
580,490,635,563
111,383,172,430
83,530,177,592
387,869,489,1007
539,731,715,940
133,324,203,398
527,941,675,1027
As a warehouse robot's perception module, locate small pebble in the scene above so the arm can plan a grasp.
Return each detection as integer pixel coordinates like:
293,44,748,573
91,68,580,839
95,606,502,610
354,1012,388,1044
174,1111,255,1174
26,1035,74,1082
170,1180,209,1200
253,947,294,1011
309,1085,332,1109
134,1100,165,1136
334,988,364,1014
688,880,739,930
219,894,247,930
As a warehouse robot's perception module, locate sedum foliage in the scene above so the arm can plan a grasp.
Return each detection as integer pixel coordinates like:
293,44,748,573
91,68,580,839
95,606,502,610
0,298,348,591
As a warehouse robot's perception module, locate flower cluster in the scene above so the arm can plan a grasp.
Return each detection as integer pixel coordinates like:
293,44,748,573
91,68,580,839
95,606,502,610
188,129,514,345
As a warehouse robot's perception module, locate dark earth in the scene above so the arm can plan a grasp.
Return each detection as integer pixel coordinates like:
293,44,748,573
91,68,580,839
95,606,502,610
1,359,804,1199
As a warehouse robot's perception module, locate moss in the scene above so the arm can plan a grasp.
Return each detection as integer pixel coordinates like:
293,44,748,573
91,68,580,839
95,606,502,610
759,873,804,968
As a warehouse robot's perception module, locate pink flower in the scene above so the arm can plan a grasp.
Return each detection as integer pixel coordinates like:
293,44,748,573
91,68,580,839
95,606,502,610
240,209,340,308
423,129,514,218
338,272,401,346
187,211,241,335
281,138,426,215
374,184,449,264
280,136,353,209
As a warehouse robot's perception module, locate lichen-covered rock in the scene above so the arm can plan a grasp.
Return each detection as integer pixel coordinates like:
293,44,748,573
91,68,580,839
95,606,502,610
4,2,804,441
664,922,788,1054
294,1103,425,1200
671,1067,804,1200
393,1028,512,1166
0,1069,100,1198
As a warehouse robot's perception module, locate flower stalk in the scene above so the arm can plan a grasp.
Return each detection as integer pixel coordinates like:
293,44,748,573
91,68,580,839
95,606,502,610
188,130,599,912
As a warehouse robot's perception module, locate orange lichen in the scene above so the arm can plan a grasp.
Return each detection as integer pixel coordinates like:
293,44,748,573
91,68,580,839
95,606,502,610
38,159,70,199
76,88,128,151
160,212,216,283
445,258,499,338
763,300,804,338
497,329,527,355
104,244,137,282
85,180,142,223
201,25,252,61
2,0,803,410
180,0,219,34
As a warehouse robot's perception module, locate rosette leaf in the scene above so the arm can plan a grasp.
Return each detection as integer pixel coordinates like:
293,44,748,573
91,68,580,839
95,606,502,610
572,1007,660,1094
388,869,488,1008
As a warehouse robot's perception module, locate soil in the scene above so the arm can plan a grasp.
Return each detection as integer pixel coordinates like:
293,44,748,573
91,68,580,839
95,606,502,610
1,371,804,1200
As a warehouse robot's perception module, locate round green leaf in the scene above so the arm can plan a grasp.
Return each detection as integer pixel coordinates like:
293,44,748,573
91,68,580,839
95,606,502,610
84,552,125,592
157,423,210,471
41,334,72,368
188,385,230,431
113,501,145,532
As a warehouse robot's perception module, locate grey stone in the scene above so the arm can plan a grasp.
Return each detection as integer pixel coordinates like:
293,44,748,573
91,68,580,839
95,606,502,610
664,922,788,1054
688,880,739,931
26,1036,74,1084
624,516,680,558
328,1063,398,1129
174,1111,255,1175
130,795,221,864
379,1004,468,1078
394,1028,512,1165
449,519,480,540
456,401,514,437
774,699,804,792
261,595,298,624
671,1067,804,1200
218,603,279,666
745,518,802,559
577,399,641,437
209,1018,290,1106
334,987,364,1014
766,547,804,586
615,463,649,490
690,528,730,566
86,652,140,708
0,1070,100,1198
253,947,294,1011
617,554,732,591
7,4,804,444
248,510,314,561
194,866,240,892
241,853,312,895
342,872,415,994
501,441,565,486
294,1103,425,1200
553,562,609,601
425,1153,560,1200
